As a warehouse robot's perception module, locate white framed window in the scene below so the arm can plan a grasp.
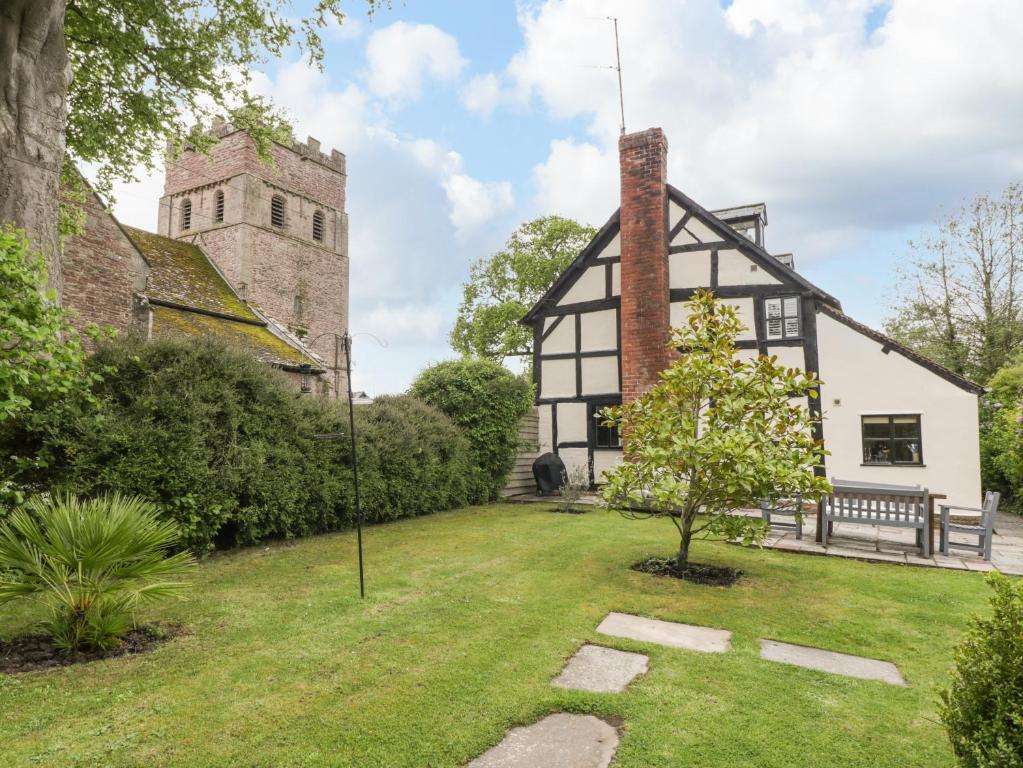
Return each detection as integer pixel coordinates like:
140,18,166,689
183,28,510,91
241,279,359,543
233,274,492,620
764,296,801,340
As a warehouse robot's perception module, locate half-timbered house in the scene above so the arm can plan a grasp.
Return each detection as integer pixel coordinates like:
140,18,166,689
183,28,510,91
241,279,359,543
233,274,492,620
522,128,984,506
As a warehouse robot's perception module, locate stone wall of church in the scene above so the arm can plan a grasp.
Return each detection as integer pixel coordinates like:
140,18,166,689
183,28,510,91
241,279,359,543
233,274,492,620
158,128,349,395
61,187,148,343
162,129,345,212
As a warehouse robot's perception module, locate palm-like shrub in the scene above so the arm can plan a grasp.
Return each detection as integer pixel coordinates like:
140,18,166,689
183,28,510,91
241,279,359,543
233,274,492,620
0,493,195,652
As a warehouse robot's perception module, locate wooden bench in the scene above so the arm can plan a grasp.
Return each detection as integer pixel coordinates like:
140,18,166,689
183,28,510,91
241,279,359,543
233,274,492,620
822,483,931,557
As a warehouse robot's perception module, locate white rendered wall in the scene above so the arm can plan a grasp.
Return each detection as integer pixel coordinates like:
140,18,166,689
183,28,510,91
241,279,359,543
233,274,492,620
717,249,780,286
538,404,554,453
558,402,588,443
559,447,590,481
593,449,623,483
816,312,982,506
540,358,575,398
580,309,617,351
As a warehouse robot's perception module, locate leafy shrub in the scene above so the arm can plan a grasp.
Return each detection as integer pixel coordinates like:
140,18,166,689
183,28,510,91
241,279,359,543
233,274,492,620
0,225,104,423
350,395,476,521
0,337,476,553
940,572,1023,767
0,493,195,652
410,358,533,501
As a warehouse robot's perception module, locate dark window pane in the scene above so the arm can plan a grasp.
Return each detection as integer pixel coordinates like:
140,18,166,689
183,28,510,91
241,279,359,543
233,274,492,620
892,417,920,438
863,439,891,463
862,418,890,439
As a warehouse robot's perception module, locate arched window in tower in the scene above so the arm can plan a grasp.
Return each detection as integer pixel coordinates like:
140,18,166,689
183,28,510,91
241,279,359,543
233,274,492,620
181,198,192,231
312,209,324,242
214,189,225,223
271,195,285,228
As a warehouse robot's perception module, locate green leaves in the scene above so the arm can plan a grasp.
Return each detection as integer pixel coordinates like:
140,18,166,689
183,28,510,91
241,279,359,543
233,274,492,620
0,226,103,423
451,216,597,360
63,0,380,202
939,573,1023,767
0,493,195,652
600,290,830,565
411,359,534,501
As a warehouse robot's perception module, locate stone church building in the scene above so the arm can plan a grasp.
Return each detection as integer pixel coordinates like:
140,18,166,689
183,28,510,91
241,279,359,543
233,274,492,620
524,127,984,507
62,125,349,394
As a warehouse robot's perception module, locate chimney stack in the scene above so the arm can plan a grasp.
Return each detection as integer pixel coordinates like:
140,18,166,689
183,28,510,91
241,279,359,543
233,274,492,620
619,127,672,403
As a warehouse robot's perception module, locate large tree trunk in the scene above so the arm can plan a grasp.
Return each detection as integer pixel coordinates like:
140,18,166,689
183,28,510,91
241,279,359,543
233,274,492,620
0,0,68,297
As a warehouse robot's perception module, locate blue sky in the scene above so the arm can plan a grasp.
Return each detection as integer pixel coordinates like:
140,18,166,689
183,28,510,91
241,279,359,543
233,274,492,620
107,0,1023,394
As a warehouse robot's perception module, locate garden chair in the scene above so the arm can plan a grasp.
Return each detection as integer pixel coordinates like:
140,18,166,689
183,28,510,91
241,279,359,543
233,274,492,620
940,491,1000,561
760,494,803,539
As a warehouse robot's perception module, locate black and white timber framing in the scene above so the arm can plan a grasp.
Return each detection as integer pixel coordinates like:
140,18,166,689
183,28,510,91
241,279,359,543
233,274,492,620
522,185,983,490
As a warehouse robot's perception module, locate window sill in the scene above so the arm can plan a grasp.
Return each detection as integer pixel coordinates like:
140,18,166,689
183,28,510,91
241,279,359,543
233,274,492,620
860,463,926,468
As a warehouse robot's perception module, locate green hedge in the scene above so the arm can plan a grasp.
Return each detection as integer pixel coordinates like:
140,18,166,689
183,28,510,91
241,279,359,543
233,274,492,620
940,573,1023,767
0,338,477,553
410,358,533,501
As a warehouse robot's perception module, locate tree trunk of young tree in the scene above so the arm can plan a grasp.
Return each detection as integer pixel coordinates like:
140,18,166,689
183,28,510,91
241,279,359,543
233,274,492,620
675,511,695,568
0,0,69,297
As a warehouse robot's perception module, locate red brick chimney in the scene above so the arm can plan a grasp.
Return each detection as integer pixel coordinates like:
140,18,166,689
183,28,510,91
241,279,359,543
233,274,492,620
619,127,672,403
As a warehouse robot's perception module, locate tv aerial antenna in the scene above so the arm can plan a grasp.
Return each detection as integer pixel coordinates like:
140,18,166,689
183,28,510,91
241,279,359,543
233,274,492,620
582,16,626,133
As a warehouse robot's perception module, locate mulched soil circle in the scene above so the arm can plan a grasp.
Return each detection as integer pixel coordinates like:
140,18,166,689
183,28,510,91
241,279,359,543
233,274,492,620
631,557,743,586
0,623,183,674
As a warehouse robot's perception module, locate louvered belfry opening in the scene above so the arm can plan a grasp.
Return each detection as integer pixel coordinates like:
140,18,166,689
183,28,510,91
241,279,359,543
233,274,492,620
214,189,225,223
271,195,285,228
181,198,192,230
312,209,324,242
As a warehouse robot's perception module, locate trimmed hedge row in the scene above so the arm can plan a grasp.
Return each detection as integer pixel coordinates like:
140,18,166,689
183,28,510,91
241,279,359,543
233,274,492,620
411,358,533,501
0,338,480,553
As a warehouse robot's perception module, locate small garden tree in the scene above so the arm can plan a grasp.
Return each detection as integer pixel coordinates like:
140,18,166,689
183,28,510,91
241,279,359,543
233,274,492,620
940,572,1023,767
599,290,830,572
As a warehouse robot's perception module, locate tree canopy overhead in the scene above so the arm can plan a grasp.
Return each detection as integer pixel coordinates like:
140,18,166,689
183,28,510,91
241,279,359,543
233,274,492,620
65,0,379,197
451,215,597,361
0,0,378,293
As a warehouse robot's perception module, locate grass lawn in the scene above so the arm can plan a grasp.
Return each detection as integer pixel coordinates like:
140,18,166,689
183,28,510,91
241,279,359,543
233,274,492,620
0,503,991,767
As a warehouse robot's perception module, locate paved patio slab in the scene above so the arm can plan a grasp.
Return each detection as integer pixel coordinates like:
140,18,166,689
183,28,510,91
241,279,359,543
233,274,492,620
760,639,905,686
596,612,731,653
732,508,1023,574
466,713,619,768
551,644,649,693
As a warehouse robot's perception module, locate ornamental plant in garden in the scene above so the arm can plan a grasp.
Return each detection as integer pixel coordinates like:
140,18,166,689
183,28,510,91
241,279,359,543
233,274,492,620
940,572,1023,768
599,289,830,569
0,493,195,652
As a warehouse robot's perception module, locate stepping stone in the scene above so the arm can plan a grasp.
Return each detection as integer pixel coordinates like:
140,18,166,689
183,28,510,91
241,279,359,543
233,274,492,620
596,611,731,653
760,639,905,686
552,644,648,693
467,713,618,768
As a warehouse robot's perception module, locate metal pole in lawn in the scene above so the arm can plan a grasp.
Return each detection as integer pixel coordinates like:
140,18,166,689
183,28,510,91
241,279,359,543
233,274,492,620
343,332,365,599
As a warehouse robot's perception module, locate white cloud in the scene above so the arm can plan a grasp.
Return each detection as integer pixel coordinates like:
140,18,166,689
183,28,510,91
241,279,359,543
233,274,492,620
443,174,514,240
365,21,467,100
362,303,444,344
462,73,504,117
494,0,1023,268
531,139,615,225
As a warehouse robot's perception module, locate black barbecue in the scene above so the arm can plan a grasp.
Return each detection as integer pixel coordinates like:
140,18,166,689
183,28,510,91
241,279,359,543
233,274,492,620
532,452,567,495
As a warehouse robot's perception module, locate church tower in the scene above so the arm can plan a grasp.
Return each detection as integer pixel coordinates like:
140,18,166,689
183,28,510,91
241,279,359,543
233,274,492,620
157,124,349,395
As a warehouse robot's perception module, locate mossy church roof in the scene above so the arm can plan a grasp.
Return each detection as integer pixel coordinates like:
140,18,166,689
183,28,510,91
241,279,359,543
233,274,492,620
122,226,320,371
